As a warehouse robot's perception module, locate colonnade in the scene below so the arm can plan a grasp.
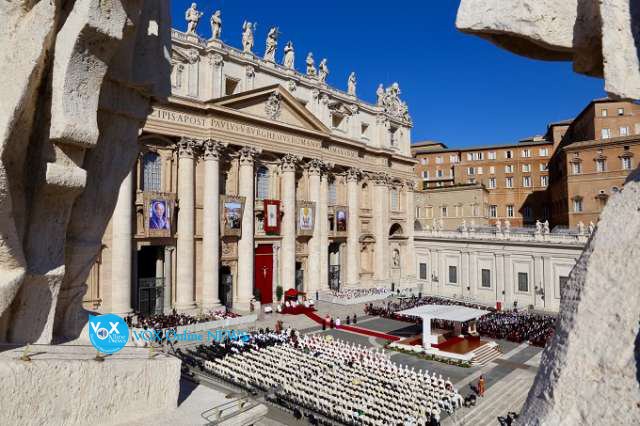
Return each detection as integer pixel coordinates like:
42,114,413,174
109,137,413,313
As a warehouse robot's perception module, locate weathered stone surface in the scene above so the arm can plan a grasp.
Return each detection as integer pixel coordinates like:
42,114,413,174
0,1,170,344
0,346,181,426
456,0,640,98
519,172,640,424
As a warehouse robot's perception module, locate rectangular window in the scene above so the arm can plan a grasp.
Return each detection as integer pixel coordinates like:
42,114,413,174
422,170,429,179
596,159,606,172
468,167,475,175
505,164,514,173
540,163,548,171
506,205,514,217
573,198,583,213
601,128,611,139
617,107,625,116
541,175,549,187
506,177,513,188
441,206,448,217
449,265,458,284
473,205,480,216
467,153,473,161
361,122,370,138
391,190,399,210
477,167,484,175
517,272,529,292
572,162,582,174
488,151,497,160
620,126,629,137
436,156,444,164
450,155,459,163
622,157,632,170
539,148,549,156
488,177,496,189
522,164,531,172
419,263,428,280
601,108,608,117
437,169,444,178
505,150,513,159
523,176,532,187
481,269,491,288
522,149,531,158
489,205,497,218
489,166,495,174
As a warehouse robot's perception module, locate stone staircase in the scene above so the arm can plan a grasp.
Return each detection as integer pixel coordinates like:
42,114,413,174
471,343,503,366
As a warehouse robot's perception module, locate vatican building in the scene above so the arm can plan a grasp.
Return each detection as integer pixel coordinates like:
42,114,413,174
85,21,417,315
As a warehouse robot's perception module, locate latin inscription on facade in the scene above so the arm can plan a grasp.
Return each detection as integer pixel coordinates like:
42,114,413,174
210,118,321,149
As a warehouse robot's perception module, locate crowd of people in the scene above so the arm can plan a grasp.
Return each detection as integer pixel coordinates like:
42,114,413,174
476,311,556,347
327,287,390,301
183,330,462,425
126,309,240,330
365,295,556,347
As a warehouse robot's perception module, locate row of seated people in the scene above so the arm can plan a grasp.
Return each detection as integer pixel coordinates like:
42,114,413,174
328,287,390,300
365,296,556,346
476,311,556,347
126,309,239,330
196,332,462,426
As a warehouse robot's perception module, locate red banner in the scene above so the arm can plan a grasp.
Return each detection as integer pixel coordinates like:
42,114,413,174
263,200,280,234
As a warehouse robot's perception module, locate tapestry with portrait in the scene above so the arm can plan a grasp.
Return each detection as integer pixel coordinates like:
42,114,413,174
335,207,348,233
263,199,280,235
144,193,176,237
297,201,316,236
220,195,246,237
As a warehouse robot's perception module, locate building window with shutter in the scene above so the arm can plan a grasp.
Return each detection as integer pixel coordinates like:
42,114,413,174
481,269,491,288
448,266,457,284
518,272,529,292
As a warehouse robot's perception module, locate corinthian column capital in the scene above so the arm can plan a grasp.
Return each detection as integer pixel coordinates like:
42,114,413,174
203,139,227,160
177,137,197,158
280,153,301,173
238,146,261,165
346,167,362,183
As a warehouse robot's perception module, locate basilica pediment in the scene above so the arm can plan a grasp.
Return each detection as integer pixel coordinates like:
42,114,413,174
212,85,330,134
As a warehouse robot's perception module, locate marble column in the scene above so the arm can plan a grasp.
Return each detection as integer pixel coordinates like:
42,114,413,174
236,146,260,310
111,170,134,314
280,154,299,292
201,140,226,310
163,247,174,313
373,173,390,282
175,138,197,312
319,172,330,291
307,160,323,294
404,181,417,283
346,168,361,286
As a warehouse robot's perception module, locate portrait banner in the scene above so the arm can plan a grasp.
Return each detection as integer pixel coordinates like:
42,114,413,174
263,200,281,235
297,201,316,236
144,192,176,237
335,207,348,233
220,195,246,237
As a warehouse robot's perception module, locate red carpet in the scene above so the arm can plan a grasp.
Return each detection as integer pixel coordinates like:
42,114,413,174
305,312,401,341
281,305,316,315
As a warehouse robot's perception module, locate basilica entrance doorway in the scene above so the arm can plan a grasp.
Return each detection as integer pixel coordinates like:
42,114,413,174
136,245,164,315
254,244,273,304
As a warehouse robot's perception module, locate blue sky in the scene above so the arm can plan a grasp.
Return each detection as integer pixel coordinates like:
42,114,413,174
171,1,605,148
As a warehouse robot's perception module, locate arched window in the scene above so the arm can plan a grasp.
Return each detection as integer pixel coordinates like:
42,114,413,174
255,166,269,200
328,180,337,205
142,152,162,192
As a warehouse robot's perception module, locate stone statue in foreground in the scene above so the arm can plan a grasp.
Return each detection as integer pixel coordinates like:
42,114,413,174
0,0,170,344
456,1,640,424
